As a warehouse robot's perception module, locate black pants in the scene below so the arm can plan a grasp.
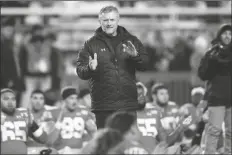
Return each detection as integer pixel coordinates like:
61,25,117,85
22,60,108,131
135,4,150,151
93,110,137,129
192,120,205,145
93,111,115,129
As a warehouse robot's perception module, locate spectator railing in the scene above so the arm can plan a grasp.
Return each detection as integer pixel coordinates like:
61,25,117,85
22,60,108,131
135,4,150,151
1,6,230,16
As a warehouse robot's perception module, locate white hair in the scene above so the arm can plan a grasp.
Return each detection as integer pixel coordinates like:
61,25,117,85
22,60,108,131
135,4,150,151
98,5,119,19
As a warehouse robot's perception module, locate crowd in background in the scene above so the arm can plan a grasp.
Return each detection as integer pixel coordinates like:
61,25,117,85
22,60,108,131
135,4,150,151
0,16,216,108
1,18,64,108
0,0,229,108
1,2,231,154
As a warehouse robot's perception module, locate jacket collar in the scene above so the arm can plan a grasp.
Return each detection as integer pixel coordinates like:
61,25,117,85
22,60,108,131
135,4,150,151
94,26,132,54
94,25,131,41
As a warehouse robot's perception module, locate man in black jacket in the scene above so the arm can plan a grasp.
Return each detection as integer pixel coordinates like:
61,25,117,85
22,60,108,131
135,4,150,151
76,6,148,129
1,17,24,107
198,24,231,154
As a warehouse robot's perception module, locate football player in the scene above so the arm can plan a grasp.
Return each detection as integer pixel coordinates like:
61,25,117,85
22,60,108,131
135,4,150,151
147,83,179,134
106,110,193,154
27,90,55,154
1,88,48,154
47,87,97,154
136,82,194,152
179,87,205,146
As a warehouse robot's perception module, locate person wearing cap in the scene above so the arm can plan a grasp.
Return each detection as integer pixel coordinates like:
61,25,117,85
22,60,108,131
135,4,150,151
198,24,231,154
47,87,97,154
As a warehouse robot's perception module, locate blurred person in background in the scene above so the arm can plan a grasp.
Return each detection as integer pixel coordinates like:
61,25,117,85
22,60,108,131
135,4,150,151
76,6,148,129
105,111,150,154
78,88,92,109
140,31,159,71
81,128,123,154
190,28,211,86
153,30,171,72
106,110,194,154
19,32,61,108
147,83,179,135
44,89,62,108
43,32,63,91
198,24,231,154
1,17,24,107
169,32,193,71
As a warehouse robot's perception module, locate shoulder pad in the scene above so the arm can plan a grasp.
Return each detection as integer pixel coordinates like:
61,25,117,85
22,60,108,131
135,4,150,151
168,101,176,106
44,105,58,110
17,108,27,111
171,108,179,114
145,103,155,109
181,103,191,108
78,105,87,109
149,109,158,115
81,110,88,115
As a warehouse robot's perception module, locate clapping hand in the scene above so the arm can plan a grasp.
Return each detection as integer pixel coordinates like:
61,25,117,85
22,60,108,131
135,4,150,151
89,53,98,71
122,41,138,57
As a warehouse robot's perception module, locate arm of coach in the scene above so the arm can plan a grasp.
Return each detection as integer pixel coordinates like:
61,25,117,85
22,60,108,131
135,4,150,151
129,37,149,71
76,42,96,80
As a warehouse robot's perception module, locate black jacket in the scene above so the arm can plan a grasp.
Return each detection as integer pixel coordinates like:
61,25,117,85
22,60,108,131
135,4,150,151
76,26,148,111
0,38,20,90
198,24,232,107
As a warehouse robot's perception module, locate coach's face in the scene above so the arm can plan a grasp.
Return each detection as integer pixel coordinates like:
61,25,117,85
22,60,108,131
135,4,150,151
99,11,119,36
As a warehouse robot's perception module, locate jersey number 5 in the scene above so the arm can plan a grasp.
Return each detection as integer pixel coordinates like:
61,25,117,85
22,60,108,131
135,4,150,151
137,118,158,137
61,117,85,139
1,121,27,141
